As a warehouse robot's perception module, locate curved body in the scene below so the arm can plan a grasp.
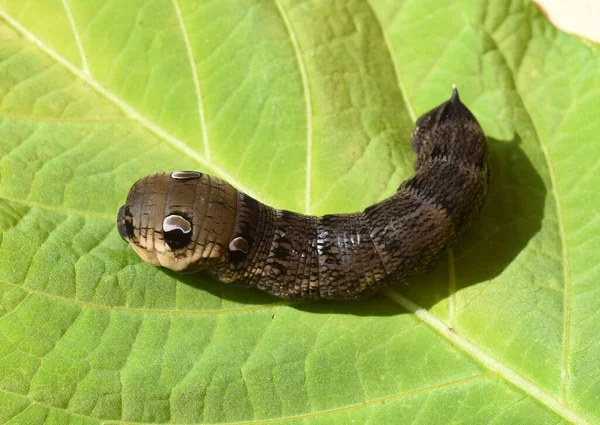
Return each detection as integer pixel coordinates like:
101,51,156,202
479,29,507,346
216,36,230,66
117,88,489,299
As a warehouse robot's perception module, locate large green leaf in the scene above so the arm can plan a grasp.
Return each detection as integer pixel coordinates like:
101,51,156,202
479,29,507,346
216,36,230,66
0,0,598,423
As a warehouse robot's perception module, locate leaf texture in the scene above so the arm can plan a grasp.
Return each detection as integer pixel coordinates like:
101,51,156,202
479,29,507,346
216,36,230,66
0,1,599,424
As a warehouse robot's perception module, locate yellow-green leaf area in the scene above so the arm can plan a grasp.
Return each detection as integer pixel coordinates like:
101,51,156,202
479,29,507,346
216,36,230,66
0,1,599,424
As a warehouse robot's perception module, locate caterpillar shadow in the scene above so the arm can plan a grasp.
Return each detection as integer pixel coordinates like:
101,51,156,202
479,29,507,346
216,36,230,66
392,136,546,312
172,136,546,317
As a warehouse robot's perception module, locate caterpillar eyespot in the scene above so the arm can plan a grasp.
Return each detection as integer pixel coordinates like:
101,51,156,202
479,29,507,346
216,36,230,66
117,87,489,299
229,237,250,253
162,215,193,250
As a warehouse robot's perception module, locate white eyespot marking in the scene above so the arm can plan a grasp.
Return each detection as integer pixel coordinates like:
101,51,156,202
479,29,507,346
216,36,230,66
171,171,202,180
163,215,193,250
163,215,192,233
229,236,249,253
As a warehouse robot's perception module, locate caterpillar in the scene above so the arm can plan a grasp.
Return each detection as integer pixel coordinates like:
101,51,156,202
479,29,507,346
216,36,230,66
117,87,489,300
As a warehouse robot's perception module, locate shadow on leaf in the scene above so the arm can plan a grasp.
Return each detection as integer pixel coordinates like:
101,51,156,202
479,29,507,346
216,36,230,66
396,136,546,309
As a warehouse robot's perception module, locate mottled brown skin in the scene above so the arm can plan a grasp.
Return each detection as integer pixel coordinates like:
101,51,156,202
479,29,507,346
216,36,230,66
117,88,489,300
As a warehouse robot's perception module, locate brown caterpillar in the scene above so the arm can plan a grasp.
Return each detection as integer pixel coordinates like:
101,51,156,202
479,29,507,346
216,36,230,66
117,88,489,300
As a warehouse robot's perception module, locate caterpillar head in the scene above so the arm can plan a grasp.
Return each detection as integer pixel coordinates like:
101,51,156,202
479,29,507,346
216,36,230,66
117,171,236,272
411,86,487,171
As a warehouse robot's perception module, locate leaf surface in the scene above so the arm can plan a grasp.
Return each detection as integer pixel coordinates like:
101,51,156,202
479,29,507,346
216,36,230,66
0,1,599,424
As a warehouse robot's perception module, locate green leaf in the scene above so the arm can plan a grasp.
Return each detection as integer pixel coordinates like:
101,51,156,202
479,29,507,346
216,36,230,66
0,0,598,424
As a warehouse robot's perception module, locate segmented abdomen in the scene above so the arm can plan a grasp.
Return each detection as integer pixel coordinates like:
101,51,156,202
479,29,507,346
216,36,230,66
213,158,485,299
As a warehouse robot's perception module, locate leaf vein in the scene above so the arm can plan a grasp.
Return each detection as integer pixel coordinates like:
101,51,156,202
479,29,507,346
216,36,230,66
469,15,573,404
0,277,288,317
382,288,591,425
0,374,491,425
0,293,30,323
0,195,115,220
61,0,89,75
0,113,135,124
0,7,261,201
273,0,313,214
171,0,211,160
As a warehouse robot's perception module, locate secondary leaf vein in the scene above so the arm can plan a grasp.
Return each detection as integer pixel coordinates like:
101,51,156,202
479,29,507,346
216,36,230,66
273,0,314,214
0,277,288,316
0,374,491,425
62,0,90,75
171,0,211,160
0,195,115,220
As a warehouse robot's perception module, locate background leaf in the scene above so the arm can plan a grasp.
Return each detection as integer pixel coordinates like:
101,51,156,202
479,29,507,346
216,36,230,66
0,0,599,424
